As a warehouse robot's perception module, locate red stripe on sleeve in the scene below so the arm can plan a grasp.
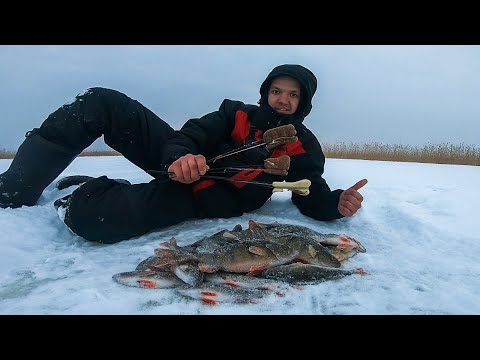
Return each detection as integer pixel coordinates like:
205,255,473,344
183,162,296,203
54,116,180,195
230,111,251,144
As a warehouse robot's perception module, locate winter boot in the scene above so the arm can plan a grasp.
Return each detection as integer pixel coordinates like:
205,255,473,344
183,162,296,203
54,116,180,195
55,175,130,190
0,130,79,208
56,175,95,190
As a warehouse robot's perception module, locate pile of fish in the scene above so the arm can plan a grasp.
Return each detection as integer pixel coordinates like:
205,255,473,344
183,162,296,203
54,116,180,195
113,220,367,305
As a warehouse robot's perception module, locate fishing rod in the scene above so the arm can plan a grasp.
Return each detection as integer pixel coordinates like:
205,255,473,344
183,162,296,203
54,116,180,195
207,124,297,164
191,175,311,196
207,155,291,176
147,169,310,196
147,155,291,178
207,168,286,176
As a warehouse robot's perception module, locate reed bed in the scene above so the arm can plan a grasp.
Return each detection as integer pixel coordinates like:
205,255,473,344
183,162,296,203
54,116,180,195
0,149,15,159
322,142,480,166
1,143,479,166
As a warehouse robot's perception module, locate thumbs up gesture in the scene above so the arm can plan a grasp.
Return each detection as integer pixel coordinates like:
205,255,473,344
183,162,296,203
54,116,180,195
338,179,368,217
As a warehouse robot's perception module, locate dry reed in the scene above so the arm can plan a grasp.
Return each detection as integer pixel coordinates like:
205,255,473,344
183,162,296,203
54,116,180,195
1,143,479,166
322,142,480,166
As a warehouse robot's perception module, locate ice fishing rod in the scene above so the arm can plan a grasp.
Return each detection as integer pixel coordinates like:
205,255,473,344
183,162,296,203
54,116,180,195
207,124,297,164
198,176,311,196
207,155,291,176
147,169,311,196
147,155,291,178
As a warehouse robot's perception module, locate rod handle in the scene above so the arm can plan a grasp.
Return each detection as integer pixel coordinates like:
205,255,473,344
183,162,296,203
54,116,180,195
271,179,311,196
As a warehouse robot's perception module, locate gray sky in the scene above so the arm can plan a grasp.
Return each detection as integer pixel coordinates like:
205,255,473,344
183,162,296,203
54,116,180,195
1,45,479,151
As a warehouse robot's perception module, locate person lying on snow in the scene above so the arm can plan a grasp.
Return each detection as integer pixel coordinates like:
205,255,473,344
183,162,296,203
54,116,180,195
0,64,367,244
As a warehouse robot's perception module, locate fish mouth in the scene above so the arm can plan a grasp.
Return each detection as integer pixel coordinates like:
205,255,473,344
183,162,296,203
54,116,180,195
344,236,366,253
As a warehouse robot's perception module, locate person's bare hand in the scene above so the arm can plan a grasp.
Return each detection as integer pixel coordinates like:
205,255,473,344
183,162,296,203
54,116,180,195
168,154,209,184
338,179,368,217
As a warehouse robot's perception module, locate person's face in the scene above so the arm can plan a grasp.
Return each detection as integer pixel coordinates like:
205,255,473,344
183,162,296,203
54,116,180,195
267,76,301,115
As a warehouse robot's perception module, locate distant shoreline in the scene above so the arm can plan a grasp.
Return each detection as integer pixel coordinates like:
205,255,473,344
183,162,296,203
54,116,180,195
322,142,480,166
1,142,479,166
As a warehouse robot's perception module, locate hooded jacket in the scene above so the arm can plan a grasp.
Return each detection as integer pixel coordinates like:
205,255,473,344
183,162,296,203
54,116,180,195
160,64,344,221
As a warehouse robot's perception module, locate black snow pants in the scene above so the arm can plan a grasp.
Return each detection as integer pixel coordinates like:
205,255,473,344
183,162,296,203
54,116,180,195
36,87,198,244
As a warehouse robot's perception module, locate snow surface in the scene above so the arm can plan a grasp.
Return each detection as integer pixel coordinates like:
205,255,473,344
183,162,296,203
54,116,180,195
1,156,479,314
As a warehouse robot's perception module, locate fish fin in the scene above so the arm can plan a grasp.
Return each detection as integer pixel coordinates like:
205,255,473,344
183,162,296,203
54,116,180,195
136,279,159,289
201,298,218,306
148,261,171,271
222,231,237,239
198,263,219,273
247,263,269,276
307,244,318,258
197,291,219,306
158,237,178,249
248,219,261,230
355,267,369,275
294,258,310,264
248,245,271,257
329,251,348,262
232,224,243,232
152,248,177,268
292,285,304,291
157,241,171,249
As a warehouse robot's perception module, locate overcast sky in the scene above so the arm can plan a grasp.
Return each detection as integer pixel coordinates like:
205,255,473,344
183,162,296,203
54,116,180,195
1,45,479,151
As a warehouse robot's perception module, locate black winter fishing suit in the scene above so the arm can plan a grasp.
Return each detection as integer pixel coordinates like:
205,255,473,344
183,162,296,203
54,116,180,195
0,64,344,243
